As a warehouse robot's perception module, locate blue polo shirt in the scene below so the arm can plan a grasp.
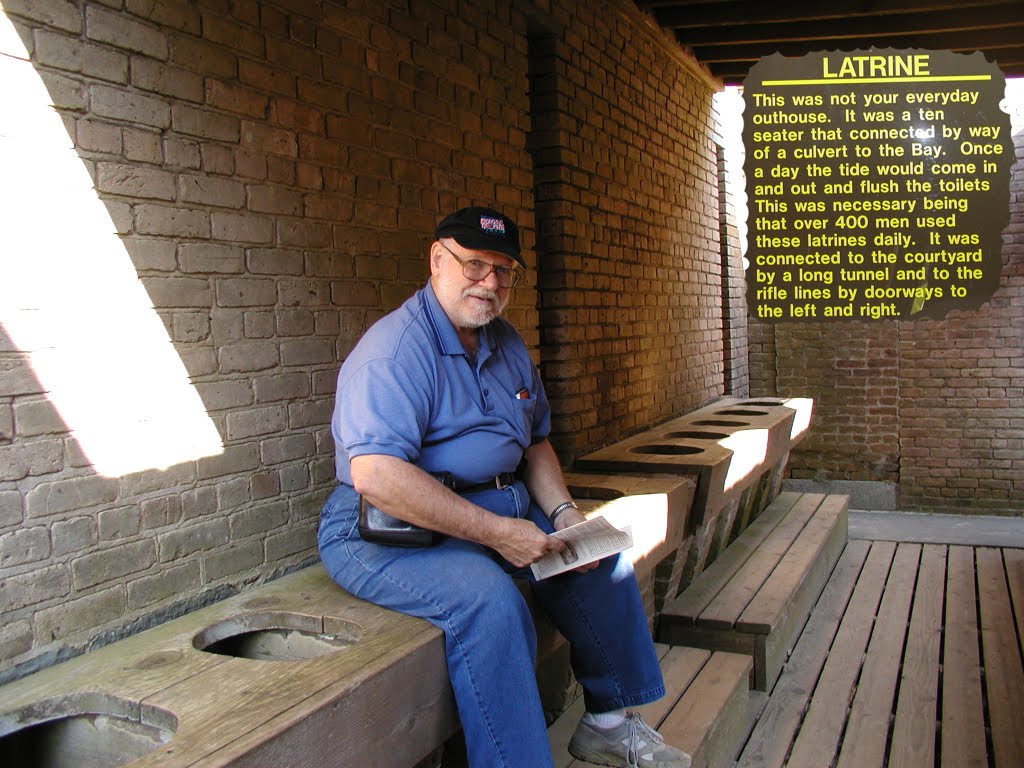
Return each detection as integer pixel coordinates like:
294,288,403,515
332,281,551,487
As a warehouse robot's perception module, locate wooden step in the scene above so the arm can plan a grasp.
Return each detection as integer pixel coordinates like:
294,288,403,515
548,644,753,768
658,493,848,691
735,539,871,768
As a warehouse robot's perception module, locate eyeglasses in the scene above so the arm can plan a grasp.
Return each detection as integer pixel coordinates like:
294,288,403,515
440,243,522,288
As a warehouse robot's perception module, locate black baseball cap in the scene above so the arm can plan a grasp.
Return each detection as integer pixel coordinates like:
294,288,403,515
434,206,523,268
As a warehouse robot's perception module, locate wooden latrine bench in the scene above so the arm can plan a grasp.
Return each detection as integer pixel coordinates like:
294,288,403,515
657,491,849,692
542,398,819,767
0,397,817,766
523,472,696,721
0,565,456,767
574,397,814,600
0,472,696,768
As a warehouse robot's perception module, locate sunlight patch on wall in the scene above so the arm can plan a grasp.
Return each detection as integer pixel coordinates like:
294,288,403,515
0,21,223,477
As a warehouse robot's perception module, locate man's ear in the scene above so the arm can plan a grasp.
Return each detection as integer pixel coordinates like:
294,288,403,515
429,240,444,274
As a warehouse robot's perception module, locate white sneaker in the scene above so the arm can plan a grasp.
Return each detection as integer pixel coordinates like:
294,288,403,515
568,712,692,768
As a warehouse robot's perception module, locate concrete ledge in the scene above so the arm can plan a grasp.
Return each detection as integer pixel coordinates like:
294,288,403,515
849,509,1024,548
783,479,898,511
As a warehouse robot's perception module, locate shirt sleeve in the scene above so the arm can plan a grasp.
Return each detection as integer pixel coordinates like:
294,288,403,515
335,356,431,464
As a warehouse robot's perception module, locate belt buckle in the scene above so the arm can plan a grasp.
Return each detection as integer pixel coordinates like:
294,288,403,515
495,474,512,490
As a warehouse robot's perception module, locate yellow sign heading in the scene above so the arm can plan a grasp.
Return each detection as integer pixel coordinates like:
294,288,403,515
761,54,992,86
826,53,932,79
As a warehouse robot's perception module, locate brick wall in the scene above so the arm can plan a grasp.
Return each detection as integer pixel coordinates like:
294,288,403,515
773,324,901,484
529,7,724,462
896,130,1024,511
749,130,1024,514
0,0,726,681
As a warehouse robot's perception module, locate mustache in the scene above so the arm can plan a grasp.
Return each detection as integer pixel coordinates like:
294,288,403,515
465,288,499,302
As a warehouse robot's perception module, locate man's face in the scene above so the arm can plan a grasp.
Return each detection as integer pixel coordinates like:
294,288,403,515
430,239,514,330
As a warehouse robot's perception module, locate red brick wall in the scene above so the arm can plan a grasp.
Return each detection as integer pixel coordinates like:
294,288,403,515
529,8,724,463
750,131,1024,514
774,324,901,484
896,131,1024,511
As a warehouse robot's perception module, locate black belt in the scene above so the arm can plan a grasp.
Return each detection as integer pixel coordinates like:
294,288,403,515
457,473,518,494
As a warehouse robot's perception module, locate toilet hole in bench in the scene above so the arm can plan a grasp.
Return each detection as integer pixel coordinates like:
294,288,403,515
0,694,176,768
662,430,729,440
691,419,749,427
193,611,362,661
630,444,705,455
714,409,768,416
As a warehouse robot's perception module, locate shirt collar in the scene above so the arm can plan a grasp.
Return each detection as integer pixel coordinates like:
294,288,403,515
422,280,494,360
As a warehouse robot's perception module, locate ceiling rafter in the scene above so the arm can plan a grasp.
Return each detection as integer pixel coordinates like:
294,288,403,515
634,0,1024,84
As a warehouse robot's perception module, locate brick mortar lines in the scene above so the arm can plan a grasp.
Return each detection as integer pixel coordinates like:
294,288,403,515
0,0,546,678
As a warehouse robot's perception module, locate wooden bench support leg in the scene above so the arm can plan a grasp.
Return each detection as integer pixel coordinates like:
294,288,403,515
743,470,775,532
766,454,790,512
726,483,759,547
708,498,742,566
679,498,740,593
537,644,578,725
653,543,693,618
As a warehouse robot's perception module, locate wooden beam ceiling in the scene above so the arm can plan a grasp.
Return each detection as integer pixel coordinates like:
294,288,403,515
634,0,1024,85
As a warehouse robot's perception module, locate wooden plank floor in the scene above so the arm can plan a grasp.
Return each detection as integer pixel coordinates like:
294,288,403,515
735,539,1024,768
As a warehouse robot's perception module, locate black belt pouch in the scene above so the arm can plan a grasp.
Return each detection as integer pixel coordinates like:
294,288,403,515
357,471,455,547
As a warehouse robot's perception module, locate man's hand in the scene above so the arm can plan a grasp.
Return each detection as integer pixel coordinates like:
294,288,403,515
520,441,599,573
488,517,565,568
551,506,586,531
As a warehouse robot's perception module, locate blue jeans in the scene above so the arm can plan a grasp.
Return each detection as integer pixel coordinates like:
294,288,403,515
318,481,665,768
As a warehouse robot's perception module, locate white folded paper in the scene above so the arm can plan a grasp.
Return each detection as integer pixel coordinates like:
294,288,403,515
529,516,633,580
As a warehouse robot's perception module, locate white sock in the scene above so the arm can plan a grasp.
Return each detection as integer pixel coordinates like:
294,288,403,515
583,709,627,728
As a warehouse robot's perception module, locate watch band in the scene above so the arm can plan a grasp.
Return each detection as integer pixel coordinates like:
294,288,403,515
549,500,579,524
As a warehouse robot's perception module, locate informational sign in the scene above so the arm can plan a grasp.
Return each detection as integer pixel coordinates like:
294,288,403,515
744,50,1012,321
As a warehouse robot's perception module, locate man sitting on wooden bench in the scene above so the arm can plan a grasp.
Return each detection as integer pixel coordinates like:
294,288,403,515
318,206,691,768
